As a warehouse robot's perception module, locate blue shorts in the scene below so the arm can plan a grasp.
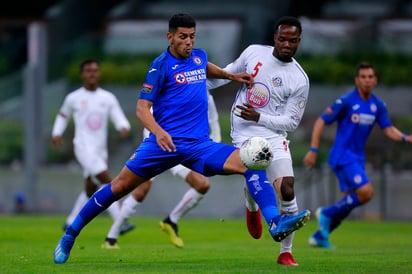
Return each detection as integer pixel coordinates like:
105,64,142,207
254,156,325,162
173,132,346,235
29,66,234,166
333,161,369,192
125,137,237,179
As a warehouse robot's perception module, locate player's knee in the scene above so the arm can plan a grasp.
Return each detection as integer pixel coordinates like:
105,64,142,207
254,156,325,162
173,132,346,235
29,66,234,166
280,176,295,201
357,185,374,204
187,173,210,194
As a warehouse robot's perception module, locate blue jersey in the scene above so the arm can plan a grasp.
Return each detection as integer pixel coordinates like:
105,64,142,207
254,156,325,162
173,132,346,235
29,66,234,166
321,89,392,168
139,47,209,140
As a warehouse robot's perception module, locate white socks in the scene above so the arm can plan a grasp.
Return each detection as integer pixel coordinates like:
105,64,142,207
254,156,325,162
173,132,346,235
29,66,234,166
280,197,298,254
107,194,140,239
169,188,204,223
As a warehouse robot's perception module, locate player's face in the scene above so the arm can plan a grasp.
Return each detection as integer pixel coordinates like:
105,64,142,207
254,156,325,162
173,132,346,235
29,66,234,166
167,27,196,59
81,62,100,90
355,68,377,97
273,25,301,62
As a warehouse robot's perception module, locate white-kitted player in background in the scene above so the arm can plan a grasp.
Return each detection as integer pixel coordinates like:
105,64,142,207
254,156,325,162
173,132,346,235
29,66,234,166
102,90,221,249
51,58,134,235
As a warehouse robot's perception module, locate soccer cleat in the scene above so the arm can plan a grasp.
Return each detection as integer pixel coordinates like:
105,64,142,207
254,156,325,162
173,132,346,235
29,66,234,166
270,209,311,242
246,207,262,239
101,238,120,249
316,208,332,239
159,217,184,248
119,220,135,236
277,252,299,266
53,234,75,264
309,231,334,249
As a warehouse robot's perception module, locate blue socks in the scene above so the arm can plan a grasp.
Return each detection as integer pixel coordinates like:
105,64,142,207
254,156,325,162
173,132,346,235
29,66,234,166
323,192,360,231
244,169,280,224
66,184,118,237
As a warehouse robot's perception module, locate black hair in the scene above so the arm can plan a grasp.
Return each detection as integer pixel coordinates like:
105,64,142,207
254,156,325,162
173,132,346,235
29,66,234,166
274,16,302,35
168,13,196,32
356,62,376,76
80,58,99,73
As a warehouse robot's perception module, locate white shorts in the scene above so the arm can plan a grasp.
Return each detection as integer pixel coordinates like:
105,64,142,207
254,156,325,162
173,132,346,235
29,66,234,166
235,136,293,182
74,145,108,179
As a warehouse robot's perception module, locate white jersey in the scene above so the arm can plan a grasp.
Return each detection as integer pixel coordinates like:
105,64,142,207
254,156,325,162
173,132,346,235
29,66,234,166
208,44,309,145
52,87,131,154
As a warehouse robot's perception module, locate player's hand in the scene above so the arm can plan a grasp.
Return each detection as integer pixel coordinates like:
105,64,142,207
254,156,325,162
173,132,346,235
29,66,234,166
233,103,260,122
52,136,64,150
231,73,254,89
154,129,176,152
303,151,317,169
119,128,130,138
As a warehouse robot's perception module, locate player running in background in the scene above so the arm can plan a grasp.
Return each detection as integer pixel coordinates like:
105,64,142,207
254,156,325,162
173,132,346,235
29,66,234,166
303,62,412,249
51,59,134,235
208,16,310,266
102,91,221,249
54,13,310,265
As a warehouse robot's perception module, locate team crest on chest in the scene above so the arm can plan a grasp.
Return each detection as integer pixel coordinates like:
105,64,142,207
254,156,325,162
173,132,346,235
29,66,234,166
174,73,187,84
193,56,202,65
272,76,282,87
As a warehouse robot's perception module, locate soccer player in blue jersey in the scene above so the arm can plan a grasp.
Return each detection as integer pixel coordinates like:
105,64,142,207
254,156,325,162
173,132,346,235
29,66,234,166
304,62,412,248
53,13,310,264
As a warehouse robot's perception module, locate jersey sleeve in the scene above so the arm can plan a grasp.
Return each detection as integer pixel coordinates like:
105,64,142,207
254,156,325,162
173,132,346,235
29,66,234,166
207,47,249,90
321,95,348,125
207,91,221,142
109,94,131,131
139,56,167,102
258,83,309,131
51,94,73,137
376,100,392,129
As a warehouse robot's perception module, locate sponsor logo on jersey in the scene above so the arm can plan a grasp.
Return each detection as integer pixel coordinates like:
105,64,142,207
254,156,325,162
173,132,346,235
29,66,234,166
246,82,270,107
148,68,157,73
351,113,375,125
172,64,179,70
86,112,103,130
174,68,206,84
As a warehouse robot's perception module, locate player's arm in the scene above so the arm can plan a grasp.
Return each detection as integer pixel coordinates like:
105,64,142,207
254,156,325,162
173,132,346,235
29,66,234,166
109,96,131,138
246,85,309,131
136,99,175,152
303,117,326,169
206,62,253,88
51,96,72,149
382,126,412,143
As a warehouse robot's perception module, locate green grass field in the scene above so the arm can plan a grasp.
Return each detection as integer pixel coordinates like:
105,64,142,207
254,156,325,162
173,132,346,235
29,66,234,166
0,215,411,273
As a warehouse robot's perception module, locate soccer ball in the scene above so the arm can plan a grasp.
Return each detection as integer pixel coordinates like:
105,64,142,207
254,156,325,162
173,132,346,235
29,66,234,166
239,137,274,170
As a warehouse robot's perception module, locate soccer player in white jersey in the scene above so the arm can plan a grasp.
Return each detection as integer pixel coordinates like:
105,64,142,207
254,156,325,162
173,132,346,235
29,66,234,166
208,16,309,266
52,59,134,234
102,91,221,249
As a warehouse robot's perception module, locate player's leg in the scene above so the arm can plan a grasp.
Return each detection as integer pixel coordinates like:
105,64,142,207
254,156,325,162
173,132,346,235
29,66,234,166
310,163,371,248
63,191,88,231
54,166,147,264
202,143,310,242
160,165,210,248
103,180,152,248
96,170,135,235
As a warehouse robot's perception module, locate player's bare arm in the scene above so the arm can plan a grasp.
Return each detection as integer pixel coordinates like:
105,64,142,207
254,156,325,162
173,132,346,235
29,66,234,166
383,126,412,143
136,99,176,152
206,62,253,88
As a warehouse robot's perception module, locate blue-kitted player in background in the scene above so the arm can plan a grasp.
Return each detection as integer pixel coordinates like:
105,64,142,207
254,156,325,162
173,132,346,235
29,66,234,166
304,62,412,249
53,13,310,264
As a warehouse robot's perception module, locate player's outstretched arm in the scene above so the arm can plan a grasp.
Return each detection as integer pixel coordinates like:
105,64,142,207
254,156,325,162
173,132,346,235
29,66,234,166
206,62,253,88
303,117,326,169
383,126,412,143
